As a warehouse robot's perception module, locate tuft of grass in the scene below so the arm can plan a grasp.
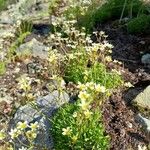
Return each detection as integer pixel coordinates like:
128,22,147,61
8,32,31,61
16,20,33,37
8,20,33,61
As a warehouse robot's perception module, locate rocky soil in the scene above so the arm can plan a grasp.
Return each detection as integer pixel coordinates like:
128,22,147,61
98,22,150,149
0,0,150,150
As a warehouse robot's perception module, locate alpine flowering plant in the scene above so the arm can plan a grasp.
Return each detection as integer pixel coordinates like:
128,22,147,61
51,82,110,150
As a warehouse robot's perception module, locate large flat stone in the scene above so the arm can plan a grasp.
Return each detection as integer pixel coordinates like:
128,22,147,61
0,0,50,25
16,38,49,59
132,86,150,117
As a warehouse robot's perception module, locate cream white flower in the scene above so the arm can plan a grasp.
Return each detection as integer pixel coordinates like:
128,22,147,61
84,110,93,119
108,50,112,53
99,31,105,35
77,82,86,91
9,129,20,139
18,75,31,91
26,130,37,140
95,84,106,93
50,34,55,39
17,121,28,130
138,145,147,150
105,56,112,62
0,131,6,140
30,122,39,131
86,82,95,90
26,93,34,100
78,91,90,101
124,82,134,88
86,37,92,44
78,100,89,110
62,127,72,136
14,67,20,73
73,112,78,118
104,42,114,49
68,53,76,59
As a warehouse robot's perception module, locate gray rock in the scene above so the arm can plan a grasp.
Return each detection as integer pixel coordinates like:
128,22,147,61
0,0,50,25
132,86,150,117
10,90,70,149
135,114,150,142
141,53,150,65
0,11,14,24
17,38,49,59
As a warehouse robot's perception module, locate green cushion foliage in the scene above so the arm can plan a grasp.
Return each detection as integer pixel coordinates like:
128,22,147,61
51,103,110,150
65,60,122,89
127,15,150,34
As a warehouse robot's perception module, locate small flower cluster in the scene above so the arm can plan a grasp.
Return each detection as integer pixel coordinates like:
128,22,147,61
124,82,134,88
17,74,41,104
64,0,92,18
17,74,32,92
48,16,115,70
0,121,39,149
48,18,89,53
9,121,39,140
47,48,65,76
77,82,107,110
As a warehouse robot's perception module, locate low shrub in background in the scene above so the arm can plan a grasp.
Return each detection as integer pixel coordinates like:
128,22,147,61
79,0,150,32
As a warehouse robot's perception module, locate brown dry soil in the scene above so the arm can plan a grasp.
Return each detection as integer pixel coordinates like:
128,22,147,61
99,22,150,149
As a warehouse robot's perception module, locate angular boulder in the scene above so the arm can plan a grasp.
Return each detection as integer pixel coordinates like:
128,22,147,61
16,38,49,59
132,85,150,117
9,90,70,149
